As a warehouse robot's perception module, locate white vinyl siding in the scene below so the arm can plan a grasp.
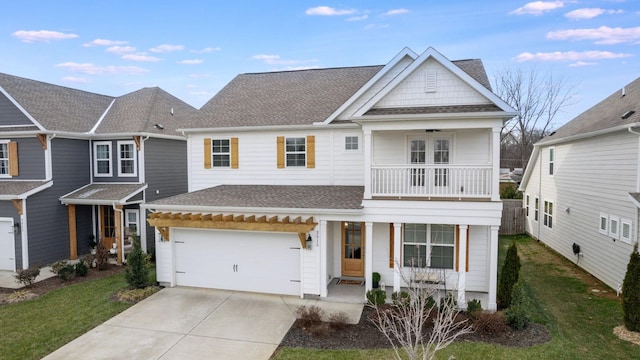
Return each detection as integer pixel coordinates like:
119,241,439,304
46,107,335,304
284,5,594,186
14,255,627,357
94,141,112,177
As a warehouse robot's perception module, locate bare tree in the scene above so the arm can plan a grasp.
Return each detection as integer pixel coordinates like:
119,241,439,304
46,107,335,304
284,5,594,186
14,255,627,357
369,265,473,360
494,67,577,169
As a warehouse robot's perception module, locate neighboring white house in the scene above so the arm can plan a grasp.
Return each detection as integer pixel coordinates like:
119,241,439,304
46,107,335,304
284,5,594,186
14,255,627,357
143,47,516,310
520,76,640,292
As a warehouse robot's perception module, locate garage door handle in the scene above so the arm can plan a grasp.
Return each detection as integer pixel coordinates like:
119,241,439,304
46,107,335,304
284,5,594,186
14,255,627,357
176,271,186,274
290,280,301,283
175,241,185,244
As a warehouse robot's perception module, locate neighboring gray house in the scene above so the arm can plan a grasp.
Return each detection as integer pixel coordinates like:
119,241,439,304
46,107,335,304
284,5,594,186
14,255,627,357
520,76,640,291
0,73,196,271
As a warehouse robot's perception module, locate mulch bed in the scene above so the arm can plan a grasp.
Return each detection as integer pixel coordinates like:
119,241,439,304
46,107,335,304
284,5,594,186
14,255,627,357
279,306,551,350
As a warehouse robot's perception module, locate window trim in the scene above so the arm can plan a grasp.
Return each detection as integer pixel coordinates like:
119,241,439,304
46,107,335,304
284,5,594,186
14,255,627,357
211,138,231,168
599,213,608,235
0,140,9,178
344,135,360,151
621,218,632,244
525,195,530,217
534,197,539,222
93,141,112,177
117,141,137,177
549,147,555,175
543,200,553,229
609,215,620,239
124,209,139,238
285,137,306,167
402,223,455,270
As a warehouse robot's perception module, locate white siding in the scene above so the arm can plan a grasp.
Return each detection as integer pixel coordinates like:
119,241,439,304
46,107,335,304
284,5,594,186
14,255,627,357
302,244,320,295
155,230,173,285
372,223,394,285
376,58,489,108
466,226,488,292
524,131,638,290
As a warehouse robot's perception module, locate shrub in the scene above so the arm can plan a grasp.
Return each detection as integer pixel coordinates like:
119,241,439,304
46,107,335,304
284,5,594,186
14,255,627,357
95,242,110,270
50,260,69,275
81,254,96,268
505,280,530,330
328,311,350,330
116,286,161,303
125,235,150,289
7,289,37,303
74,261,88,277
467,299,483,316
623,243,640,331
439,292,457,312
472,311,509,334
14,267,40,287
295,305,325,328
308,322,330,337
500,184,523,199
392,290,411,307
497,241,521,309
57,264,75,281
366,289,386,306
372,272,381,283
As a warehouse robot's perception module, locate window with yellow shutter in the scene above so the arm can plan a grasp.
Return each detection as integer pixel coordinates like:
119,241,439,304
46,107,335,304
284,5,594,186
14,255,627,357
277,135,315,168
205,137,239,169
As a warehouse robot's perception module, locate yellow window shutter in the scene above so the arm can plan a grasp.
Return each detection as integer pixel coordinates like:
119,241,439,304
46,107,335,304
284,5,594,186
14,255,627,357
204,138,212,169
9,141,18,176
231,137,239,169
277,136,285,168
389,224,394,268
306,135,315,169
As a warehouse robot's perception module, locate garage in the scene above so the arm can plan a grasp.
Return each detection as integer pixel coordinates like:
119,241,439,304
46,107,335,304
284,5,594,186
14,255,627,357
173,228,301,296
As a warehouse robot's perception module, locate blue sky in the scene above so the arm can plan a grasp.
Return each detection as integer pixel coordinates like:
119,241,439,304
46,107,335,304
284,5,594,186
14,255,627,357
1,1,639,127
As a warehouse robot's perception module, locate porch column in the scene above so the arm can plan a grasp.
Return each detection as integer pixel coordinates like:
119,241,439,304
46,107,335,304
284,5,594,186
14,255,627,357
491,128,500,201
319,220,328,297
68,204,78,260
457,224,468,309
363,129,372,199
393,222,402,293
115,205,123,265
488,225,500,311
364,222,374,294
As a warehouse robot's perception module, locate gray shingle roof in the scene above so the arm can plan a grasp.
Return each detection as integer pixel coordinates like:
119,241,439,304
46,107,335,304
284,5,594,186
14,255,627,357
148,185,364,210
60,183,147,204
0,72,114,133
0,180,50,197
96,87,198,134
453,59,492,91
365,104,501,116
539,76,640,144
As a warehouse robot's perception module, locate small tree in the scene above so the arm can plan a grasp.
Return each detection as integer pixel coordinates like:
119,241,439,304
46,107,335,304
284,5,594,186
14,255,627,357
497,242,521,309
370,264,473,360
125,234,150,289
505,279,530,330
622,243,640,331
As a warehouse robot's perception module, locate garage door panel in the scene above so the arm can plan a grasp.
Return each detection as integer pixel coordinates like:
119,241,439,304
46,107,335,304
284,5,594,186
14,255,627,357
173,229,300,295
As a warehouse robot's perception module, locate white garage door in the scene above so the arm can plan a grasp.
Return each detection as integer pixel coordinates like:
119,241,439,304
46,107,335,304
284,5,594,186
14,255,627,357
173,228,301,296
0,219,15,271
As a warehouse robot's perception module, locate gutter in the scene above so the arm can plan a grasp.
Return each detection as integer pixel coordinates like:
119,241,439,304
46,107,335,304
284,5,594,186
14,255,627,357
141,203,364,216
178,123,360,134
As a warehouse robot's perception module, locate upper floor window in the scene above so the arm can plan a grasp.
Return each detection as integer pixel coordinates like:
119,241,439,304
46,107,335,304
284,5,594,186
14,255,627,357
543,200,553,229
403,223,455,269
345,136,359,150
534,197,539,222
94,141,112,177
117,141,137,177
286,137,306,167
212,139,230,167
0,141,9,176
0,140,18,177
525,195,530,217
549,148,555,175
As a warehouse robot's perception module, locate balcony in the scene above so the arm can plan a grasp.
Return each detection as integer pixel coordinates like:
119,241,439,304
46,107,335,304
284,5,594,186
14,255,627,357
371,164,492,198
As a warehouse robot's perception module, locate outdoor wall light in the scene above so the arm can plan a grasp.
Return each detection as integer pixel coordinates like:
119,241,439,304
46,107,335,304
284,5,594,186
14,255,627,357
13,222,20,234
306,234,312,250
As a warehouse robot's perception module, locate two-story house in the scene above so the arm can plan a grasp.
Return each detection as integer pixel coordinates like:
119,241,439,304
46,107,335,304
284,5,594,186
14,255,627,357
0,73,196,271
144,47,516,310
520,76,640,292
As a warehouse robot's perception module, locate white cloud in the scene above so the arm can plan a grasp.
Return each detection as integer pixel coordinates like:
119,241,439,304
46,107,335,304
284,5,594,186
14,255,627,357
510,1,566,16
191,47,221,53
305,6,356,16
122,53,161,62
565,8,623,20
150,44,184,53
83,39,128,47
62,76,90,83
179,59,204,64
55,62,148,75
252,54,319,66
514,50,632,62
547,26,640,44
364,24,390,30
106,46,136,54
569,61,597,67
282,65,321,71
384,9,409,16
12,30,78,43
347,14,368,21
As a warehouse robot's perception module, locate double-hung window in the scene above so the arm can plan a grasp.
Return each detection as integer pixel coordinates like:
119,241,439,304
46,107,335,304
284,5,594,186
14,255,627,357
434,139,449,186
403,224,455,269
94,141,112,177
0,141,9,176
534,197,539,222
286,137,306,167
117,141,137,176
125,209,139,238
549,148,555,175
212,139,230,167
525,195,530,217
543,200,553,229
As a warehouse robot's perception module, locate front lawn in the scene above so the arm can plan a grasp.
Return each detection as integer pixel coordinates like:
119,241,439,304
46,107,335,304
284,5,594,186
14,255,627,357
273,235,639,359
0,272,131,360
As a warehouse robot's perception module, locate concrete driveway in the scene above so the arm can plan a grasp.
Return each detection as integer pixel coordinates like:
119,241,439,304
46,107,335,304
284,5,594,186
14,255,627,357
43,287,363,360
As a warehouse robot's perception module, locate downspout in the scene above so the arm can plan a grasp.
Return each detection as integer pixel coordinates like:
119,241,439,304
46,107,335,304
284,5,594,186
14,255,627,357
139,135,150,251
537,147,542,241
628,127,640,192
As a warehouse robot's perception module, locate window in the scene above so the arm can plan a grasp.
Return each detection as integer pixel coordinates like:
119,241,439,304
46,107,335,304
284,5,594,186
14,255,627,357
125,209,139,238
345,136,359,150
212,139,230,167
599,214,608,235
410,139,426,186
549,148,555,175
525,195,530,217
403,224,455,269
285,137,306,167
534,197,539,222
543,200,553,229
434,139,449,186
609,216,620,239
117,141,137,176
621,219,632,244
94,141,112,176
0,141,8,176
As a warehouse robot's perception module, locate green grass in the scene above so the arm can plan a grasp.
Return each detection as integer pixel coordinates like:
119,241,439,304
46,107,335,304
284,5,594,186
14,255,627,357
273,234,640,360
0,272,132,360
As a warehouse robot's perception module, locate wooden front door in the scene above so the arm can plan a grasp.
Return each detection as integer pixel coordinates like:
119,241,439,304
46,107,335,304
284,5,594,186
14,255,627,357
100,206,116,250
341,222,364,277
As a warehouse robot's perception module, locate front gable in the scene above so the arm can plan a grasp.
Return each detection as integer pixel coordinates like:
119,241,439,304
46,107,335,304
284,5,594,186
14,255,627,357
0,87,44,130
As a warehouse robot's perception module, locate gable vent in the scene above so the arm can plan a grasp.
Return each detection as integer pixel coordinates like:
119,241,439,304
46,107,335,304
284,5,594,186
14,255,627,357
622,110,635,120
425,70,437,93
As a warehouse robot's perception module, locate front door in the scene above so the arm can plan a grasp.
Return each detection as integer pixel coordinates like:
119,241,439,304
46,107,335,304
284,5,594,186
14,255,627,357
0,219,15,271
341,222,364,277
100,206,116,250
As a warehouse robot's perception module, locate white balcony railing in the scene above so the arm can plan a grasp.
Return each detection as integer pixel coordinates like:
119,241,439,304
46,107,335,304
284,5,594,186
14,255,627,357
371,164,493,198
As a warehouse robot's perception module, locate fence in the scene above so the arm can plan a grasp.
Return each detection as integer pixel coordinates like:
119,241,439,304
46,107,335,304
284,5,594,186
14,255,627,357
500,199,525,235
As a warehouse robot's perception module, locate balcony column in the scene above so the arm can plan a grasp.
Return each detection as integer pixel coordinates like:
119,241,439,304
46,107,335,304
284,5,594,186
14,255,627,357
491,128,500,201
363,129,372,199
393,222,402,293
457,224,468,309
488,225,500,311
319,220,328,297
